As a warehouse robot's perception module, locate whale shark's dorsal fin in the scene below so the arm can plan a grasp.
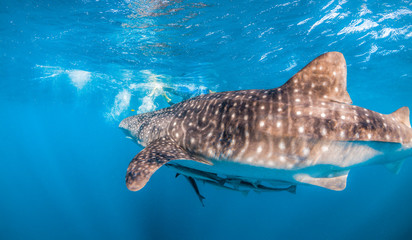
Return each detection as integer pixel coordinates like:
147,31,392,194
282,52,352,104
125,136,211,191
389,106,411,128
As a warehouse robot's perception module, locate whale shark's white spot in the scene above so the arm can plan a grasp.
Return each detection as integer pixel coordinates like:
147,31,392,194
67,70,91,90
279,141,285,150
302,147,310,156
298,126,304,133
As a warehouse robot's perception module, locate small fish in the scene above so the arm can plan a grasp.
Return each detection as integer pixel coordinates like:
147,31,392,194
185,176,205,207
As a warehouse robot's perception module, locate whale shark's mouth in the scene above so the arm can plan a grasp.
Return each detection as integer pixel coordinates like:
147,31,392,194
119,127,139,144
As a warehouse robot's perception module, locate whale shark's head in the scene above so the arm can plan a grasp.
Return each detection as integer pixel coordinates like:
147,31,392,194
119,110,172,147
119,113,151,146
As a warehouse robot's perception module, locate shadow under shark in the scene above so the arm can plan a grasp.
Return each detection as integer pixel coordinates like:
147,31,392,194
119,52,412,204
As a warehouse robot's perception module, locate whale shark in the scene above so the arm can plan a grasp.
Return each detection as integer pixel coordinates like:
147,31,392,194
119,52,412,197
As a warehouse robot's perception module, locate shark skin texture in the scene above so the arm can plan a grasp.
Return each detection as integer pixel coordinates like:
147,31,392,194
119,52,412,196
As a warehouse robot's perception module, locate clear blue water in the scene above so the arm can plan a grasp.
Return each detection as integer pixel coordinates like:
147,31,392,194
1,0,412,239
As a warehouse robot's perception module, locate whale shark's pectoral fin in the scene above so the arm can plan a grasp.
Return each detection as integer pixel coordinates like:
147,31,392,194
282,52,352,104
125,136,211,191
294,171,349,191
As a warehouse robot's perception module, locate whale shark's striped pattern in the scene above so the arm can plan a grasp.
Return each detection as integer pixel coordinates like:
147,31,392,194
120,52,412,193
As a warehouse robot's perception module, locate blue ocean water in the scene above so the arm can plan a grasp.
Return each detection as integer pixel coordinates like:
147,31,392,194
1,0,412,239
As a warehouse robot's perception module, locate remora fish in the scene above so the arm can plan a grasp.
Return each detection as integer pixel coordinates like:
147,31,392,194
119,52,412,193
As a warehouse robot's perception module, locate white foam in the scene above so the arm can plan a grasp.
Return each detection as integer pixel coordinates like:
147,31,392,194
308,1,346,33
283,60,297,72
67,70,91,89
378,8,412,23
297,17,312,26
359,3,371,16
337,19,378,35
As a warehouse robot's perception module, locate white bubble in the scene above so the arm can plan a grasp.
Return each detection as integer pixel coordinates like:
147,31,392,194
67,70,91,89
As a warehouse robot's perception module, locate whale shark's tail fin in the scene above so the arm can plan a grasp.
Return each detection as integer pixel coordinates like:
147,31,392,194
389,106,411,128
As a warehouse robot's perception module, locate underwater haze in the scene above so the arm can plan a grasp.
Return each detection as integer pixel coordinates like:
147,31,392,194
1,0,412,239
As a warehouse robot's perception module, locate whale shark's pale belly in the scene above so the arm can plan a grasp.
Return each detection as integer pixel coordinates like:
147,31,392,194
172,139,408,190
